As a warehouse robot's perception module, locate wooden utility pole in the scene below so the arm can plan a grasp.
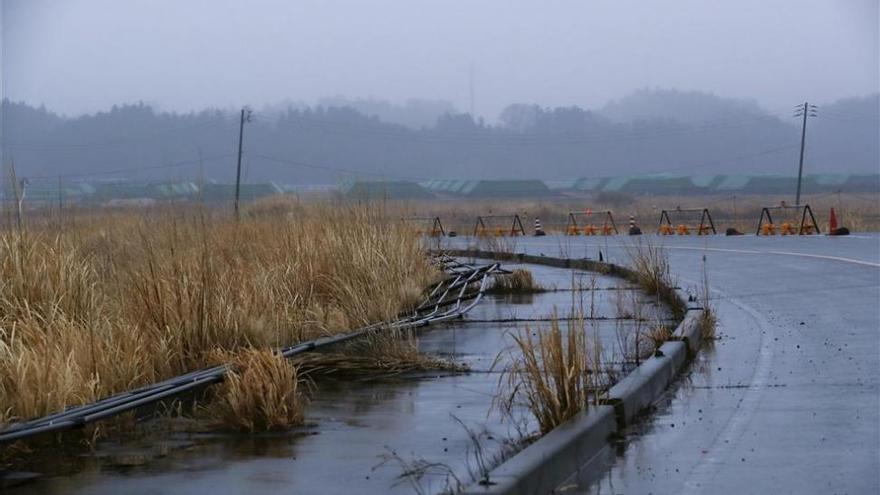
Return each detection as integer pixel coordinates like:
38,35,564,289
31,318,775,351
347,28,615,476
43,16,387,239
57,175,64,230
234,106,252,219
794,102,817,206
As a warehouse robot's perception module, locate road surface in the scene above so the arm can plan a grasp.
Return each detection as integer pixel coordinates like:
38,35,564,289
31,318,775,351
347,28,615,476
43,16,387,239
449,233,879,494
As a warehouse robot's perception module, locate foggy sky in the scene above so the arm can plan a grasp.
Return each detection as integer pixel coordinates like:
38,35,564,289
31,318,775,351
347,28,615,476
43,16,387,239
2,0,878,119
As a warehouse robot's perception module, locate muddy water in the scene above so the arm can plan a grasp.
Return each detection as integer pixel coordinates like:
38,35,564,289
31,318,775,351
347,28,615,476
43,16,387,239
6,262,666,495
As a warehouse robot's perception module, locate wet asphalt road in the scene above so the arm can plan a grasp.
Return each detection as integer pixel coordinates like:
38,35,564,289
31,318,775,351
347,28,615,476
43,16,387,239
449,233,880,494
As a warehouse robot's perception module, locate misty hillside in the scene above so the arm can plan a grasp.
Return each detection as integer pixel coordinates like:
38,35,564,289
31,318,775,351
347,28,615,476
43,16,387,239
317,97,457,129
1,91,877,185
598,89,767,123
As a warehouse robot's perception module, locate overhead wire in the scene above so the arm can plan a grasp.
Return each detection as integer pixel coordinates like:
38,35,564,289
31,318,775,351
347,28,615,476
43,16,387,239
2,119,232,151
18,152,238,180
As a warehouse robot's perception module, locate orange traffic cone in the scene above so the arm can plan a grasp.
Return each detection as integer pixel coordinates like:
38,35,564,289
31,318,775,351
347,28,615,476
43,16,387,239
828,207,849,236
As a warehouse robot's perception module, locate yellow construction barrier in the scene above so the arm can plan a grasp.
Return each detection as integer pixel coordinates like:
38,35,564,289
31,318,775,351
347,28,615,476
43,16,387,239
657,208,716,235
473,215,527,237
756,203,820,236
567,210,619,236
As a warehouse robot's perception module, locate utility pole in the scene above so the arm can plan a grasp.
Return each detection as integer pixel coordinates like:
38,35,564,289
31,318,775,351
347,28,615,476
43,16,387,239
57,175,64,230
234,106,253,219
794,102,818,205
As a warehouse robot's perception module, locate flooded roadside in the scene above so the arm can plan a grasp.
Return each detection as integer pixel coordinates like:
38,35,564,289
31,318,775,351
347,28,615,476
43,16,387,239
5,262,669,495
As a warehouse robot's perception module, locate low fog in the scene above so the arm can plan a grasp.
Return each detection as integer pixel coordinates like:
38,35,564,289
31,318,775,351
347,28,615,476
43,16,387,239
1,0,878,183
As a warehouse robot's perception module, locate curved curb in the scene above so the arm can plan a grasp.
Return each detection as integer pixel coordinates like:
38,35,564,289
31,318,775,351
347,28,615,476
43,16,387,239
444,249,706,495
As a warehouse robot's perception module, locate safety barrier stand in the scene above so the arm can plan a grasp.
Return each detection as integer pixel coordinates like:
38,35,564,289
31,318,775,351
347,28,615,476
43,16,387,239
406,216,446,237
756,203,820,236
657,207,716,235
565,209,618,236
474,214,527,237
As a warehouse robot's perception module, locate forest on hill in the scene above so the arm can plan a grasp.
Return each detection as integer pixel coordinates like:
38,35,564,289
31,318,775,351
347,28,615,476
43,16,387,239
2,90,877,184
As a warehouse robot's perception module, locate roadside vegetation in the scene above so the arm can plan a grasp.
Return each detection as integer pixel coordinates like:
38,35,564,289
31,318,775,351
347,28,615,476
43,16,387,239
495,312,606,435
0,200,436,436
487,268,544,294
208,349,311,432
625,241,686,319
495,240,684,435
698,253,718,343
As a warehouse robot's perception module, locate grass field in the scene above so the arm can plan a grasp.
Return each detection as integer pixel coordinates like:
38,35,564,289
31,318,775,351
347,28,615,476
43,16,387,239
0,199,436,434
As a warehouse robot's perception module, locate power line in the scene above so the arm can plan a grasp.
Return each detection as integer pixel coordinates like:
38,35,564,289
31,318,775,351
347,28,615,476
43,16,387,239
1,119,231,151
272,111,791,147
649,144,801,175
50,153,236,179
250,153,432,182
818,109,880,121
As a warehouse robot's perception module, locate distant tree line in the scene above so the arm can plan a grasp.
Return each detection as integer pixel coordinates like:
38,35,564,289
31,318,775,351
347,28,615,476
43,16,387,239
1,90,877,185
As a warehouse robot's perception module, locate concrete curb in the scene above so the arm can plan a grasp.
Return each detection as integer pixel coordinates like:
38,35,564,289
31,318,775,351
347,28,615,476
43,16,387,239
439,248,636,280
447,249,706,495
461,406,617,495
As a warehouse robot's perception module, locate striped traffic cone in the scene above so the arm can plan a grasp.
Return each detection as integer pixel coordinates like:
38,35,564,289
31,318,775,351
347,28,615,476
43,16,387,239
628,215,642,235
534,217,546,236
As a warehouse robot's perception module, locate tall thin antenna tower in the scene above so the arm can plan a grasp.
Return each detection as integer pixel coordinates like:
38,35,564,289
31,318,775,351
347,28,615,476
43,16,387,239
468,62,475,117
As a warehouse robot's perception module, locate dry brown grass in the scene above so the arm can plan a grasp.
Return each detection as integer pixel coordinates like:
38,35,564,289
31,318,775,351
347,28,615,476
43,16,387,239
487,269,543,294
495,312,605,435
0,202,435,431
625,241,685,319
207,348,310,432
699,311,717,342
641,325,673,356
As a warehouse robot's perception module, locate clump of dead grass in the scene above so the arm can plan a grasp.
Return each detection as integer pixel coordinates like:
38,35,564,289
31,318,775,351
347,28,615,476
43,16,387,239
208,349,310,432
495,312,605,434
625,242,685,319
641,325,673,356
695,251,717,343
699,310,717,342
487,269,544,294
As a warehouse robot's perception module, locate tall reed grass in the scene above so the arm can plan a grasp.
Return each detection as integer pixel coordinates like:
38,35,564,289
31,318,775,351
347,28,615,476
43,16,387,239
487,269,543,294
495,312,605,435
208,349,310,432
0,201,435,431
625,241,685,319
